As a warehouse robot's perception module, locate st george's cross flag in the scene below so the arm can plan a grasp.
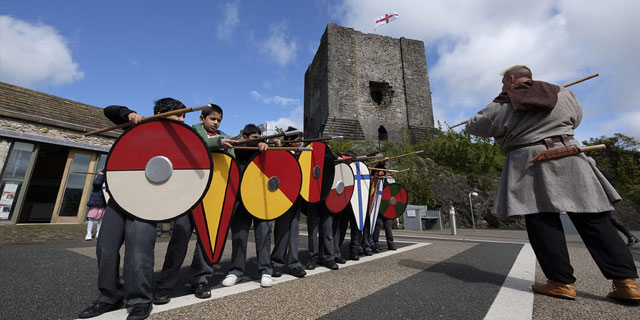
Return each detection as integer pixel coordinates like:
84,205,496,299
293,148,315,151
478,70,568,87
375,12,399,28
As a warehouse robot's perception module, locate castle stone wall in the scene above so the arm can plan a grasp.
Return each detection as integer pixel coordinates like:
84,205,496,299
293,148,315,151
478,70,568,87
304,23,434,142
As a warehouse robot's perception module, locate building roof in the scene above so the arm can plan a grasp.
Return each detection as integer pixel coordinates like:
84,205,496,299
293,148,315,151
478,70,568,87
0,81,120,137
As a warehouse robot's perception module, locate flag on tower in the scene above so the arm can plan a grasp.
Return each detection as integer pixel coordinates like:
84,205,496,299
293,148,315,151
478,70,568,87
375,12,399,28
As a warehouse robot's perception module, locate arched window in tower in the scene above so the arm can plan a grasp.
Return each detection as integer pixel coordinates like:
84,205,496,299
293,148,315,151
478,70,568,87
378,125,388,141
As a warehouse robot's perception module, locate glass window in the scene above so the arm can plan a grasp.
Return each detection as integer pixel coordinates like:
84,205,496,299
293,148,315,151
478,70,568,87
59,152,92,217
2,142,34,180
96,153,107,173
0,142,35,220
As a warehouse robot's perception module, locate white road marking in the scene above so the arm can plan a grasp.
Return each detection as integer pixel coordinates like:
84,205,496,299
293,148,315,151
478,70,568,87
484,243,535,320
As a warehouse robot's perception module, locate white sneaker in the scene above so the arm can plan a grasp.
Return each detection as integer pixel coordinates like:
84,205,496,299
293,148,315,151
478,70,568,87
260,274,273,288
84,235,92,241
222,274,238,287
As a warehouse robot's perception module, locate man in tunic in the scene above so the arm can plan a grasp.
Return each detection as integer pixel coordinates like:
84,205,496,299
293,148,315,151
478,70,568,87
466,65,640,302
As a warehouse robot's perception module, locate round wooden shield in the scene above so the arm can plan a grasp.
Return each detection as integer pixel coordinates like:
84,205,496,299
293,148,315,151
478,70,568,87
192,151,240,264
106,119,212,221
240,150,302,220
325,163,355,214
367,178,385,235
298,141,335,203
349,161,371,231
380,183,408,219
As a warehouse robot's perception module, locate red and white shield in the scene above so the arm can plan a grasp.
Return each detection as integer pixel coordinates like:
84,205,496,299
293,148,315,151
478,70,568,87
325,163,354,214
106,119,212,221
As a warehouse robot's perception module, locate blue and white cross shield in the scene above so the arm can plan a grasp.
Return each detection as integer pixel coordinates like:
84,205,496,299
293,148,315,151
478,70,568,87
348,161,370,231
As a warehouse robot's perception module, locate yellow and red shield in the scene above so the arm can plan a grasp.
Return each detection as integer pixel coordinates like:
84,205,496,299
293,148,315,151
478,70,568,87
240,150,302,220
298,141,335,203
192,151,239,264
106,119,211,221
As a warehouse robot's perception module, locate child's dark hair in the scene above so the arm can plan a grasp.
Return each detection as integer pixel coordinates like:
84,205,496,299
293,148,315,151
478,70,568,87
284,126,302,141
242,123,262,137
154,98,186,115
201,104,223,118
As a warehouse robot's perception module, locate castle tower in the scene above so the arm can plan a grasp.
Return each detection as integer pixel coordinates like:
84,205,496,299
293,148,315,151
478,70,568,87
304,23,435,142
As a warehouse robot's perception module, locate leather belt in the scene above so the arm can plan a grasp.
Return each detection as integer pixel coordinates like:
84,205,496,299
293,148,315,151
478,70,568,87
505,134,574,153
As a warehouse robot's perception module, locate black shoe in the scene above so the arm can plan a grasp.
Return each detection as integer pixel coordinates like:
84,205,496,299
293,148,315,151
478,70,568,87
153,288,171,305
127,303,152,320
350,251,360,261
79,301,122,318
388,243,397,250
193,284,211,299
290,266,307,278
371,246,380,253
628,236,639,246
305,261,317,270
272,268,283,277
324,260,339,270
363,250,372,256
335,256,347,264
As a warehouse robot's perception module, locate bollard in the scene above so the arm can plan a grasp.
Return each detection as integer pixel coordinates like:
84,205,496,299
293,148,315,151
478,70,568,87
449,206,457,235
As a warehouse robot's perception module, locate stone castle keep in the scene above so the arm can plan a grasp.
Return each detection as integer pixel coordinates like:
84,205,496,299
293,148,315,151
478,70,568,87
304,23,435,142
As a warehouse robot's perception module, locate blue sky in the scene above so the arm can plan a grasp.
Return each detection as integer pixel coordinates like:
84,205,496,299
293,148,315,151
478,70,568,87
2,0,639,143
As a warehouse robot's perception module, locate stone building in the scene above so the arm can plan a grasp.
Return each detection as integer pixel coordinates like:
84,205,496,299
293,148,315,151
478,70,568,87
304,23,435,142
0,81,118,224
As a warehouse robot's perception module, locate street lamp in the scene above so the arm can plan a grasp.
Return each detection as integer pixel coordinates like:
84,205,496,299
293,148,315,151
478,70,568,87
468,191,479,231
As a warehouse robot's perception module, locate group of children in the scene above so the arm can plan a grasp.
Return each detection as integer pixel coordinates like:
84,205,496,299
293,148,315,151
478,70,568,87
79,98,398,320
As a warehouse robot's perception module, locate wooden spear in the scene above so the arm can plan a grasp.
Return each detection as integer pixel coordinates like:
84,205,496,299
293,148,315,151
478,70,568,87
448,73,600,129
84,104,212,136
280,136,344,144
365,150,424,165
232,146,313,151
232,130,303,145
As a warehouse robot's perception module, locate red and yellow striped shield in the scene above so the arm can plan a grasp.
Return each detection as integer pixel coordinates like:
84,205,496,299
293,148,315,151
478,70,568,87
192,151,239,264
298,141,335,203
106,119,211,221
380,183,408,219
240,150,302,220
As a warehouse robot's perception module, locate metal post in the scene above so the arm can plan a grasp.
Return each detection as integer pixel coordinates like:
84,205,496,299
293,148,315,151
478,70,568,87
468,192,478,231
449,205,457,235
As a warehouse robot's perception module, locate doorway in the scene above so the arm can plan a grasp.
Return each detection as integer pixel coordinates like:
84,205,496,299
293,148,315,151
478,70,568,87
18,144,67,223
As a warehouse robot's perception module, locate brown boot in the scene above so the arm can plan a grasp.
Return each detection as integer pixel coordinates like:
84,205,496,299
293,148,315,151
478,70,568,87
608,279,640,302
532,280,576,300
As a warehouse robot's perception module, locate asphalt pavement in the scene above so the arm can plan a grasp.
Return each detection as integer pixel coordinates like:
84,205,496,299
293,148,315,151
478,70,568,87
0,224,639,320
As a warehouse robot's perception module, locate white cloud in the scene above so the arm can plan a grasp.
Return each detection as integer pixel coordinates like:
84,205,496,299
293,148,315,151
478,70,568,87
0,15,84,88
250,90,298,106
259,22,297,66
216,2,240,41
596,112,640,141
336,0,640,140
263,106,303,135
